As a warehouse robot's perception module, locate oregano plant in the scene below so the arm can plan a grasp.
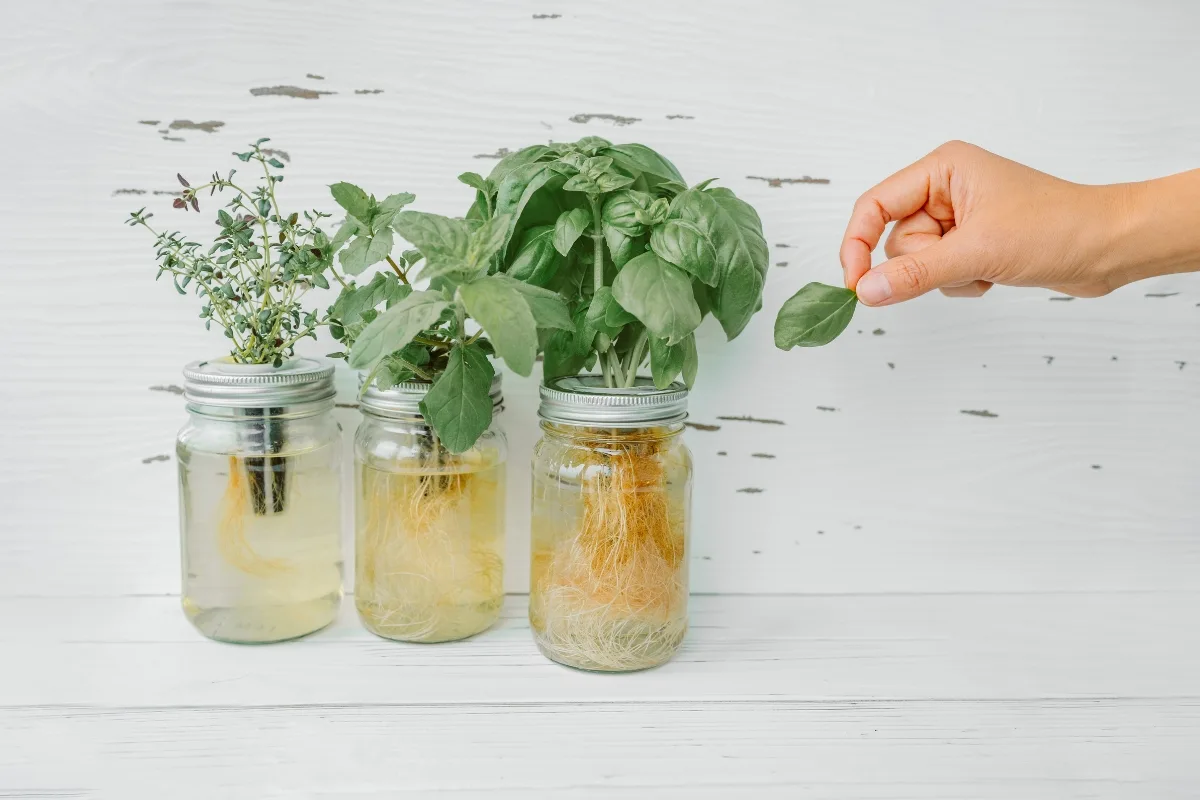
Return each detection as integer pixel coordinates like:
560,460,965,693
323,181,572,452
458,136,771,389
774,283,859,349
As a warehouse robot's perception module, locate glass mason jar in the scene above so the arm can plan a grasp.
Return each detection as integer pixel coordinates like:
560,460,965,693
354,376,507,643
177,358,343,643
530,376,693,672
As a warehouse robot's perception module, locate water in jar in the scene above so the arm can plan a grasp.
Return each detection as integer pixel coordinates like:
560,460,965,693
178,443,343,643
530,427,691,671
355,450,505,642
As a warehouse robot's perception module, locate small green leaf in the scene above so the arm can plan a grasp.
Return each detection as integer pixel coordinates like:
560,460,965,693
773,282,858,349
374,192,416,228
467,213,512,268
574,136,612,155
611,251,702,345
596,172,635,192
415,252,475,284
562,173,600,194
649,336,685,389
542,327,587,380
681,332,698,388
393,210,471,258
650,218,719,286
553,207,591,256
267,158,285,169
600,143,686,186
458,172,490,194
330,182,371,224
348,290,449,369
489,274,573,330
419,343,495,454
338,227,394,276
506,224,562,286
458,276,539,376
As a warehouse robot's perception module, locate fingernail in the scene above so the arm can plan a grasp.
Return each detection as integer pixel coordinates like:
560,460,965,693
855,270,893,305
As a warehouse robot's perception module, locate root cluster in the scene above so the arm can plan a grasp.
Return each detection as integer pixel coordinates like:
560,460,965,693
218,455,289,576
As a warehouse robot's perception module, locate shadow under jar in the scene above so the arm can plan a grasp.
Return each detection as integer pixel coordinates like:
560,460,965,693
177,358,343,643
354,377,507,643
530,376,693,672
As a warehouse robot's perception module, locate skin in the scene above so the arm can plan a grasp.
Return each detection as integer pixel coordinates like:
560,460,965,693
841,140,1200,306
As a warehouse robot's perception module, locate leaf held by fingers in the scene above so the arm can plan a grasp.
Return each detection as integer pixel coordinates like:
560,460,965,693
774,282,858,349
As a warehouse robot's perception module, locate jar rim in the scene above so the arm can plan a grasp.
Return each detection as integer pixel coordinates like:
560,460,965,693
538,375,688,427
359,373,503,419
182,356,335,408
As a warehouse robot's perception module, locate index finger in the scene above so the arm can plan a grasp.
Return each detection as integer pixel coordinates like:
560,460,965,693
840,159,934,290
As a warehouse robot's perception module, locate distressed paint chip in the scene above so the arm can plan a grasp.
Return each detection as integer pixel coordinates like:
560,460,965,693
961,409,999,418
532,13,562,19
113,188,147,196
775,243,792,248
306,73,326,80
1044,356,1055,365
815,406,838,412
169,119,225,133
717,415,785,425
355,89,384,94
335,402,360,409
751,453,776,459
873,328,885,336
1176,361,1187,370
887,362,895,370
569,113,641,126
141,454,170,464
162,136,184,142
138,120,160,125
775,261,788,267
716,451,727,456
747,175,831,187
1092,464,1102,470
666,114,695,120
149,384,185,395
684,421,721,431
1146,292,1180,298
738,488,764,494
1049,296,1075,302
474,147,513,160
250,85,335,99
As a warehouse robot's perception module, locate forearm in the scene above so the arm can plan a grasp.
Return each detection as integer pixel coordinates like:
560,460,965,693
1098,169,1200,290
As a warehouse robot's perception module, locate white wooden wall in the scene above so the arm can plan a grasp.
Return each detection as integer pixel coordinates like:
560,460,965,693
2,1,1199,795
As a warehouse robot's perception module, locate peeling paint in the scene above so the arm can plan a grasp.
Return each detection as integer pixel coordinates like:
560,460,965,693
1146,292,1179,298
752,549,762,554
162,136,184,142
666,114,695,120
1112,356,1118,361
138,120,160,126
1176,361,1187,370
113,188,147,196
142,454,170,464
1092,465,1102,470
149,384,185,395
684,421,721,432
569,113,641,126
751,453,776,459
817,530,824,535
775,261,788,267
716,451,727,456
747,175,831,187
775,243,792,248
853,525,862,530
717,415,785,425
355,89,384,94
261,148,291,163
815,406,838,412
961,409,998,418
872,328,885,336
887,362,895,370
540,121,553,129
474,147,513,160
738,488,764,494
306,73,326,80
158,129,169,134
701,556,711,560
152,190,183,196
533,13,562,19
250,85,335,99
1044,356,1055,365
170,119,225,133
1049,296,1075,302
335,402,360,409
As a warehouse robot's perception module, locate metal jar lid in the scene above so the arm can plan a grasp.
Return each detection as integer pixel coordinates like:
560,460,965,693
360,374,504,418
182,357,336,408
539,375,688,427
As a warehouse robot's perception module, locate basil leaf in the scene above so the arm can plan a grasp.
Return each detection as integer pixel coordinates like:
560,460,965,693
393,210,471,258
553,207,591,256
601,190,651,237
543,327,588,380
419,343,495,454
495,162,566,254
605,228,640,270
681,332,698,388
339,227,393,276
774,282,858,349
506,224,562,286
458,275,539,376
488,274,573,330
467,213,511,268
348,290,450,369
487,145,552,187
596,172,635,193
574,136,612,155
457,172,490,194
330,182,371,225
600,144,686,186
649,335,684,389
650,218,719,286
611,251,701,345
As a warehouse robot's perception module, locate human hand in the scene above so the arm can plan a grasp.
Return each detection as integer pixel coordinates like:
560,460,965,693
841,140,1136,306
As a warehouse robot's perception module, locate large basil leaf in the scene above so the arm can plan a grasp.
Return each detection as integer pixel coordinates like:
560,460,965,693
458,275,539,376
339,227,393,276
506,224,563,286
348,290,449,369
649,219,719,286
488,274,573,331
419,343,495,454
486,145,552,187
602,190,652,237
393,211,471,259
611,252,701,345
648,335,684,389
774,282,858,349
495,162,567,256
601,144,686,186
542,327,588,380
553,207,591,255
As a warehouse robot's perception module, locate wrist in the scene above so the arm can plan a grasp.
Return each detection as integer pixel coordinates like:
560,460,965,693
1094,171,1200,291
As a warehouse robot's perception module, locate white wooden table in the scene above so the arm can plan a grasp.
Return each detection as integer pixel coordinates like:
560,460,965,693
3,1,1199,796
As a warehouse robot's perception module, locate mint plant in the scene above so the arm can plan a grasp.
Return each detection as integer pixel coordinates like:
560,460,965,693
774,283,859,349
459,136,770,389
324,182,572,452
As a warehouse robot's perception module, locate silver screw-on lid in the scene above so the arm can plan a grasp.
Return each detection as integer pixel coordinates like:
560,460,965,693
360,374,504,418
538,375,688,427
182,357,336,408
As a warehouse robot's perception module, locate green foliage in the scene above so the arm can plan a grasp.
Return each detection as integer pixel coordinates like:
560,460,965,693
418,344,496,454
773,283,858,349
466,137,770,389
127,139,343,366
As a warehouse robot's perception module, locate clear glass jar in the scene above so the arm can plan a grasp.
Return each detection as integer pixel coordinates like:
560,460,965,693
354,377,507,643
177,358,343,643
530,376,692,671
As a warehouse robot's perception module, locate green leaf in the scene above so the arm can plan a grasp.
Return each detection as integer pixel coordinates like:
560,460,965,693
506,224,562,286
773,282,858,349
596,172,636,192
542,328,587,380
649,336,685,389
489,274,573,330
458,276,539,376
393,210,470,258
374,192,416,228
467,213,511,268
419,344,495,454
562,173,600,194
494,162,566,251
458,172,490,194
611,252,701,345
486,145,552,186
348,290,449,369
553,207,591,256
339,227,394,276
330,182,371,224
605,228,640,270
650,218,719,286
600,143,686,185
334,272,410,328
574,136,612,155
681,332,698,388
602,190,651,237
668,186,768,339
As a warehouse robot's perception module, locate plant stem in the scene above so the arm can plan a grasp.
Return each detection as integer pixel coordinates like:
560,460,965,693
623,329,648,387
385,256,410,285
606,349,625,387
588,195,605,295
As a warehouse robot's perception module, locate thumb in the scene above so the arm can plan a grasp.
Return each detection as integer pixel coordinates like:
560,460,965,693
852,237,971,306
